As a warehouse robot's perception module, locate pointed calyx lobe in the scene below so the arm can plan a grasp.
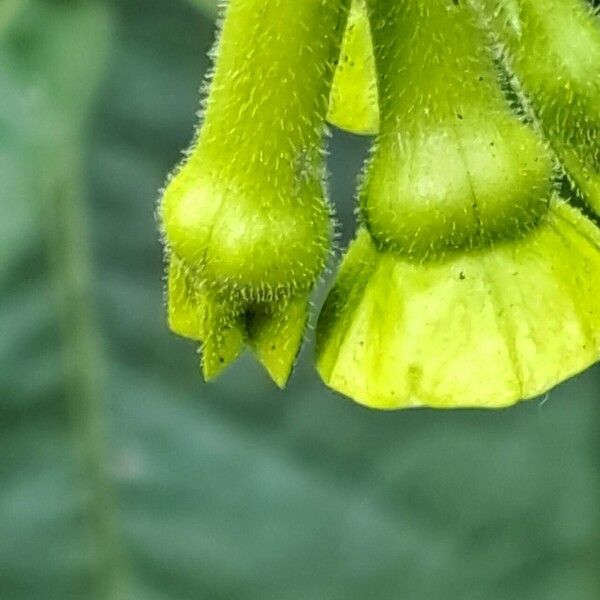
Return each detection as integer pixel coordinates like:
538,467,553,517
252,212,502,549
161,0,352,386
317,0,600,409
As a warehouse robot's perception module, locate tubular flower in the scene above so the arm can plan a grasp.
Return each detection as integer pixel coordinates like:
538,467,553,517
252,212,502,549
316,0,600,408
160,0,352,385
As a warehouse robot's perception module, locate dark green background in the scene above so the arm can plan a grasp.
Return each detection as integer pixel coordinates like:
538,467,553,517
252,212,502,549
1,1,599,598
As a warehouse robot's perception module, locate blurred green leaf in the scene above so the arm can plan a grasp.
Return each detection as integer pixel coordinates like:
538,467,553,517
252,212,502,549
1,1,599,599
187,0,217,18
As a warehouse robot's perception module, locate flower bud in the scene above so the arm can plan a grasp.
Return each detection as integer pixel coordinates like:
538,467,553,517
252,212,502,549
161,0,351,385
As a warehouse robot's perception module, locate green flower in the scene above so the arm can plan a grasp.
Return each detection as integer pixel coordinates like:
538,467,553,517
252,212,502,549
317,0,600,408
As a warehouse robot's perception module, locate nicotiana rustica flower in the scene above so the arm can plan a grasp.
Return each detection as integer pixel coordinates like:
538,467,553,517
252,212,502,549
160,0,352,386
161,0,600,410
316,0,600,408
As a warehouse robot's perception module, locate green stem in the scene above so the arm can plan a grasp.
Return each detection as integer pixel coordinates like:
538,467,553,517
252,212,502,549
46,149,128,599
195,0,351,187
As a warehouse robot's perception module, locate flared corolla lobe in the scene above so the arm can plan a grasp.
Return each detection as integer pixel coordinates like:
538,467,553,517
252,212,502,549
316,0,600,409
317,201,600,409
161,0,352,385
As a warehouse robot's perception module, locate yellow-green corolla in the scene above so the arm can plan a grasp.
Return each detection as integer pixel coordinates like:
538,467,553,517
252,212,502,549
161,0,600,410
327,0,379,135
479,0,600,216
